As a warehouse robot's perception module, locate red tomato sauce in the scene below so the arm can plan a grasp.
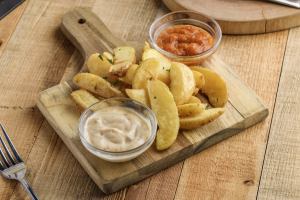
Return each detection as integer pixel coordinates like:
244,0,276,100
156,25,214,56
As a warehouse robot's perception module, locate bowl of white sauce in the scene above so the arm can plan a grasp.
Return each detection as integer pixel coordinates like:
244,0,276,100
79,98,157,162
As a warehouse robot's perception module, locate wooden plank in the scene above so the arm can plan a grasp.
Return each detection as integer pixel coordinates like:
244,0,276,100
257,27,300,200
0,0,96,199
173,31,288,200
162,0,300,34
0,0,28,55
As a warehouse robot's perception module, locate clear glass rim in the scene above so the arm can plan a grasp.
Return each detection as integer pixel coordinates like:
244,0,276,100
149,10,222,59
78,97,157,157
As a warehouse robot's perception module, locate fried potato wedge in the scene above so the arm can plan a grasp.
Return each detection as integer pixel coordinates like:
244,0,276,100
87,53,113,79
142,42,171,71
71,89,100,110
170,62,195,105
125,89,150,107
109,46,136,77
147,80,179,150
180,108,225,129
177,103,206,117
73,73,123,98
113,46,136,64
192,70,205,89
142,42,171,84
109,61,131,77
191,66,228,107
119,64,139,85
132,58,170,89
188,96,202,104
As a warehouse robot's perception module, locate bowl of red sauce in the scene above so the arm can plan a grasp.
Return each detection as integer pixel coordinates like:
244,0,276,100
149,11,222,65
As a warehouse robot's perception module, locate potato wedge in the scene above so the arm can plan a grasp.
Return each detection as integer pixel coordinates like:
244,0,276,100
132,58,170,89
142,42,171,84
180,108,225,129
188,96,202,104
71,89,100,109
191,66,228,107
109,61,131,77
142,42,171,70
170,62,195,105
177,103,206,117
147,80,179,150
119,64,139,85
73,73,123,98
192,70,205,89
113,46,136,64
87,53,113,79
125,89,150,107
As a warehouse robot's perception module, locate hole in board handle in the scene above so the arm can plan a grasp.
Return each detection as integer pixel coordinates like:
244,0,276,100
78,18,86,24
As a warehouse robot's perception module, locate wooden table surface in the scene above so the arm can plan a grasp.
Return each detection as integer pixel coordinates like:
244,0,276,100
0,0,299,199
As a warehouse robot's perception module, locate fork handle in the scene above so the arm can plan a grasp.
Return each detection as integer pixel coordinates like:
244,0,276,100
19,178,39,200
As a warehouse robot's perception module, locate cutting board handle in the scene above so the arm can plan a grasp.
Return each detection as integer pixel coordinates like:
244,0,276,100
61,7,126,61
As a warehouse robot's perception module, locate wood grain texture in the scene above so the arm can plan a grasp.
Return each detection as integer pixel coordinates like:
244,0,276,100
162,0,300,34
0,0,294,199
0,1,28,55
37,7,268,194
257,27,300,200
173,31,288,200
0,0,96,199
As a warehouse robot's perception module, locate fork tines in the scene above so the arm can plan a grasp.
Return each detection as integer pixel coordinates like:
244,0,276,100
0,124,23,170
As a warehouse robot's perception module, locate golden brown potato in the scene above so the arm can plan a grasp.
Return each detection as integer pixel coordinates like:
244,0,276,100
142,42,171,70
180,108,225,129
177,103,205,117
188,96,202,104
125,89,150,107
119,64,139,85
109,61,131,77
108,46,136,77
132,58,170,89
190,66,228,107
113,46,136,64
73,73,123,98
71,89,100,110
142,42,171,84
170,62,195,105
87,53,113,79
192,70,205,89
147,80,179,150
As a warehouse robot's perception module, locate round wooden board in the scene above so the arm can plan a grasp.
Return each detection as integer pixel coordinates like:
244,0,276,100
162,0,300,34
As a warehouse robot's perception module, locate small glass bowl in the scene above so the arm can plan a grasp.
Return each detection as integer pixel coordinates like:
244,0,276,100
78,98,157,162
149,10,222,65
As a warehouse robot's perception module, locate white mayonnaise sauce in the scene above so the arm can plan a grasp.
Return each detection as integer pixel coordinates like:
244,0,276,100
83,106,151,152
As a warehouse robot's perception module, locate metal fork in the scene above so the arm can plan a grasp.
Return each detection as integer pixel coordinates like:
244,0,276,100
0,124,39,200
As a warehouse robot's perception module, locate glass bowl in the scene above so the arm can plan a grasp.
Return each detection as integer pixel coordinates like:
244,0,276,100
149,10,222,65
79,98,157,162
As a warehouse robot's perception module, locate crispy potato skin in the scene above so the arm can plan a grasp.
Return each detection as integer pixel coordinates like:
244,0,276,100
177,103,205,117
192,70,205,89
73,73,123,98
125,89,150,107
170,62,195,105
191,66,228,107
180,108,225,129
71,89,100,110
147,80,179,150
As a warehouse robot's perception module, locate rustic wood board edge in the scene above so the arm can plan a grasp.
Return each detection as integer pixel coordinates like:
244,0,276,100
162,0,300,35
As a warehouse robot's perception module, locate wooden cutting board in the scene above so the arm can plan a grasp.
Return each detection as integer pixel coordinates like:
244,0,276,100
162,0,300,34
37,8,268,194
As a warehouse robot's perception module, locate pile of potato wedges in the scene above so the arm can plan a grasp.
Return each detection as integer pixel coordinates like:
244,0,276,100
71,42,228,151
